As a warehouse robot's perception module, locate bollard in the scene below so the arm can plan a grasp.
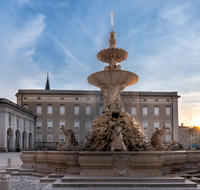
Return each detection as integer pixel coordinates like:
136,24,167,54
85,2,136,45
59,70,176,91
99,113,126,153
7,158,11,168
0,173,10,190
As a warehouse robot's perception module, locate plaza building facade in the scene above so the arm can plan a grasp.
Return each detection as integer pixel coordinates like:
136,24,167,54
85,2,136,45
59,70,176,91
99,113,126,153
16,89,180,150
179,124,190,150
0,98,36,152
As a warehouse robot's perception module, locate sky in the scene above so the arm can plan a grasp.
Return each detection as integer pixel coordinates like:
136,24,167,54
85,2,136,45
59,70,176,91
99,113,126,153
0,0,200,127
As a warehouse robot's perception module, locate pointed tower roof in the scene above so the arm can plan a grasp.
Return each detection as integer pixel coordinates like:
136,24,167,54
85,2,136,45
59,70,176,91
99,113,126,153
45,71,50,90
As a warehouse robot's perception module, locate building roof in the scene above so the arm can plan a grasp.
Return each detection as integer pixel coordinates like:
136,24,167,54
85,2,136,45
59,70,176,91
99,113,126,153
16,89,180,98
0,98,37,117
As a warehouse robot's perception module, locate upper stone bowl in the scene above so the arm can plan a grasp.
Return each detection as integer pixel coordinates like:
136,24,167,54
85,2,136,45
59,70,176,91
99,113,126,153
87,70,139,88
97,48,128,63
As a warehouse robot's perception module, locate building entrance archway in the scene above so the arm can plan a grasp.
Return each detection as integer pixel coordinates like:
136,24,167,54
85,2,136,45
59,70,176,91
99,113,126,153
28,133,32,150
22,131,27,151
7,128,13,151
15,130,21,152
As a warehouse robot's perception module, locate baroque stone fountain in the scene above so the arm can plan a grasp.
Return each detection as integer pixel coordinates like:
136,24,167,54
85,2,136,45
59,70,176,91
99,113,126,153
18,16,200,188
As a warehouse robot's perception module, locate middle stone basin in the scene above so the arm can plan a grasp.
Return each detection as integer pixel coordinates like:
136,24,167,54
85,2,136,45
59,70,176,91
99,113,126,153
87,70,139,88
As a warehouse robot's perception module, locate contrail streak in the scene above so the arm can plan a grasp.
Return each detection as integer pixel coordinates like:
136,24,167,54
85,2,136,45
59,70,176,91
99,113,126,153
22,11,92,73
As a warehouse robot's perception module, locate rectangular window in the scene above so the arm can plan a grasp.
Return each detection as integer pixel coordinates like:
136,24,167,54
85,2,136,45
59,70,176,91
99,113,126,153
86,122,91,130
166,122,171,130
75,135,79,142
23,105,28,110
75,98,79,100
37,135,42,142
37,106,42,114
47,135,53,142
60,106,65,114
9,115,11,124
74,122,80,130
99,107,103,115
61,97,64,100
131,107,136,115
86,106,91,115
24,120,26,129
143,107,147,115
37,97,41,100
166,107,170,115
154,107,159,115
17,117,19,126
47,122,53,130
74,106,79,115
144,135,148,142
154,122,159,129
60,135,65,142
166,135,171,142
37,121,42,130
60,121,65,128
143,122,148,130
29,121,31,130
48,106,53,114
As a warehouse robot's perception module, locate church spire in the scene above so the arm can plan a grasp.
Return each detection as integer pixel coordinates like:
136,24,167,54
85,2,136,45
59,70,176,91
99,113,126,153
45,70,50,90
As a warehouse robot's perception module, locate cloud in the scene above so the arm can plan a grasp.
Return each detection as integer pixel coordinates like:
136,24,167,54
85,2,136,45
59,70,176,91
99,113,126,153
0,12,46,102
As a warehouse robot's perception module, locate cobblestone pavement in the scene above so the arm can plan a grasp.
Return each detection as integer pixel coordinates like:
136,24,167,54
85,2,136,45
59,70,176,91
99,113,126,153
9,176,48,190
0,152,48,190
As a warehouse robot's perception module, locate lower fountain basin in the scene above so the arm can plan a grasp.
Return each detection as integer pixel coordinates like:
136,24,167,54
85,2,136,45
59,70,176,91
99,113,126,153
87,70,139,88
79,151,165,177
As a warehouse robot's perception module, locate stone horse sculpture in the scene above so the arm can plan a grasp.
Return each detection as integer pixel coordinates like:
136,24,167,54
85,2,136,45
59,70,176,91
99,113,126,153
111,121,126,151
151,125,176,151
54,125,83,151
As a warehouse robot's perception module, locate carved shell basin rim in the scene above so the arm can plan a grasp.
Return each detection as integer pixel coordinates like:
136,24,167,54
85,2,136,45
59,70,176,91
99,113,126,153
97,48,128,63
87,70,139,88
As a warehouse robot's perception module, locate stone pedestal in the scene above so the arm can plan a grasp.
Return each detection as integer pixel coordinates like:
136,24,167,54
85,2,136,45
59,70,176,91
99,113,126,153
46,151,68,174
65,152,81,175
79,151,165,177
185,151,200,170
171,151,186,172
20,151,35,169
161,151,175,174
34,151,49,173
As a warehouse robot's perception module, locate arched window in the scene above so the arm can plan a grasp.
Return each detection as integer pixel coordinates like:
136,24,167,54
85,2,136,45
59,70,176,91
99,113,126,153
143,122,148,130
86,105,91,115
36,105,42,114
74,105,80,115
23,104,29,110
47,105,53,115
47,120,53,130
131,106,136,115
99,106,103,115
154,106,159,116
143,106,148,116
74,121,80,130
60,105,65,115
85,120,92,130
154,121,159,130
166,107,170,116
